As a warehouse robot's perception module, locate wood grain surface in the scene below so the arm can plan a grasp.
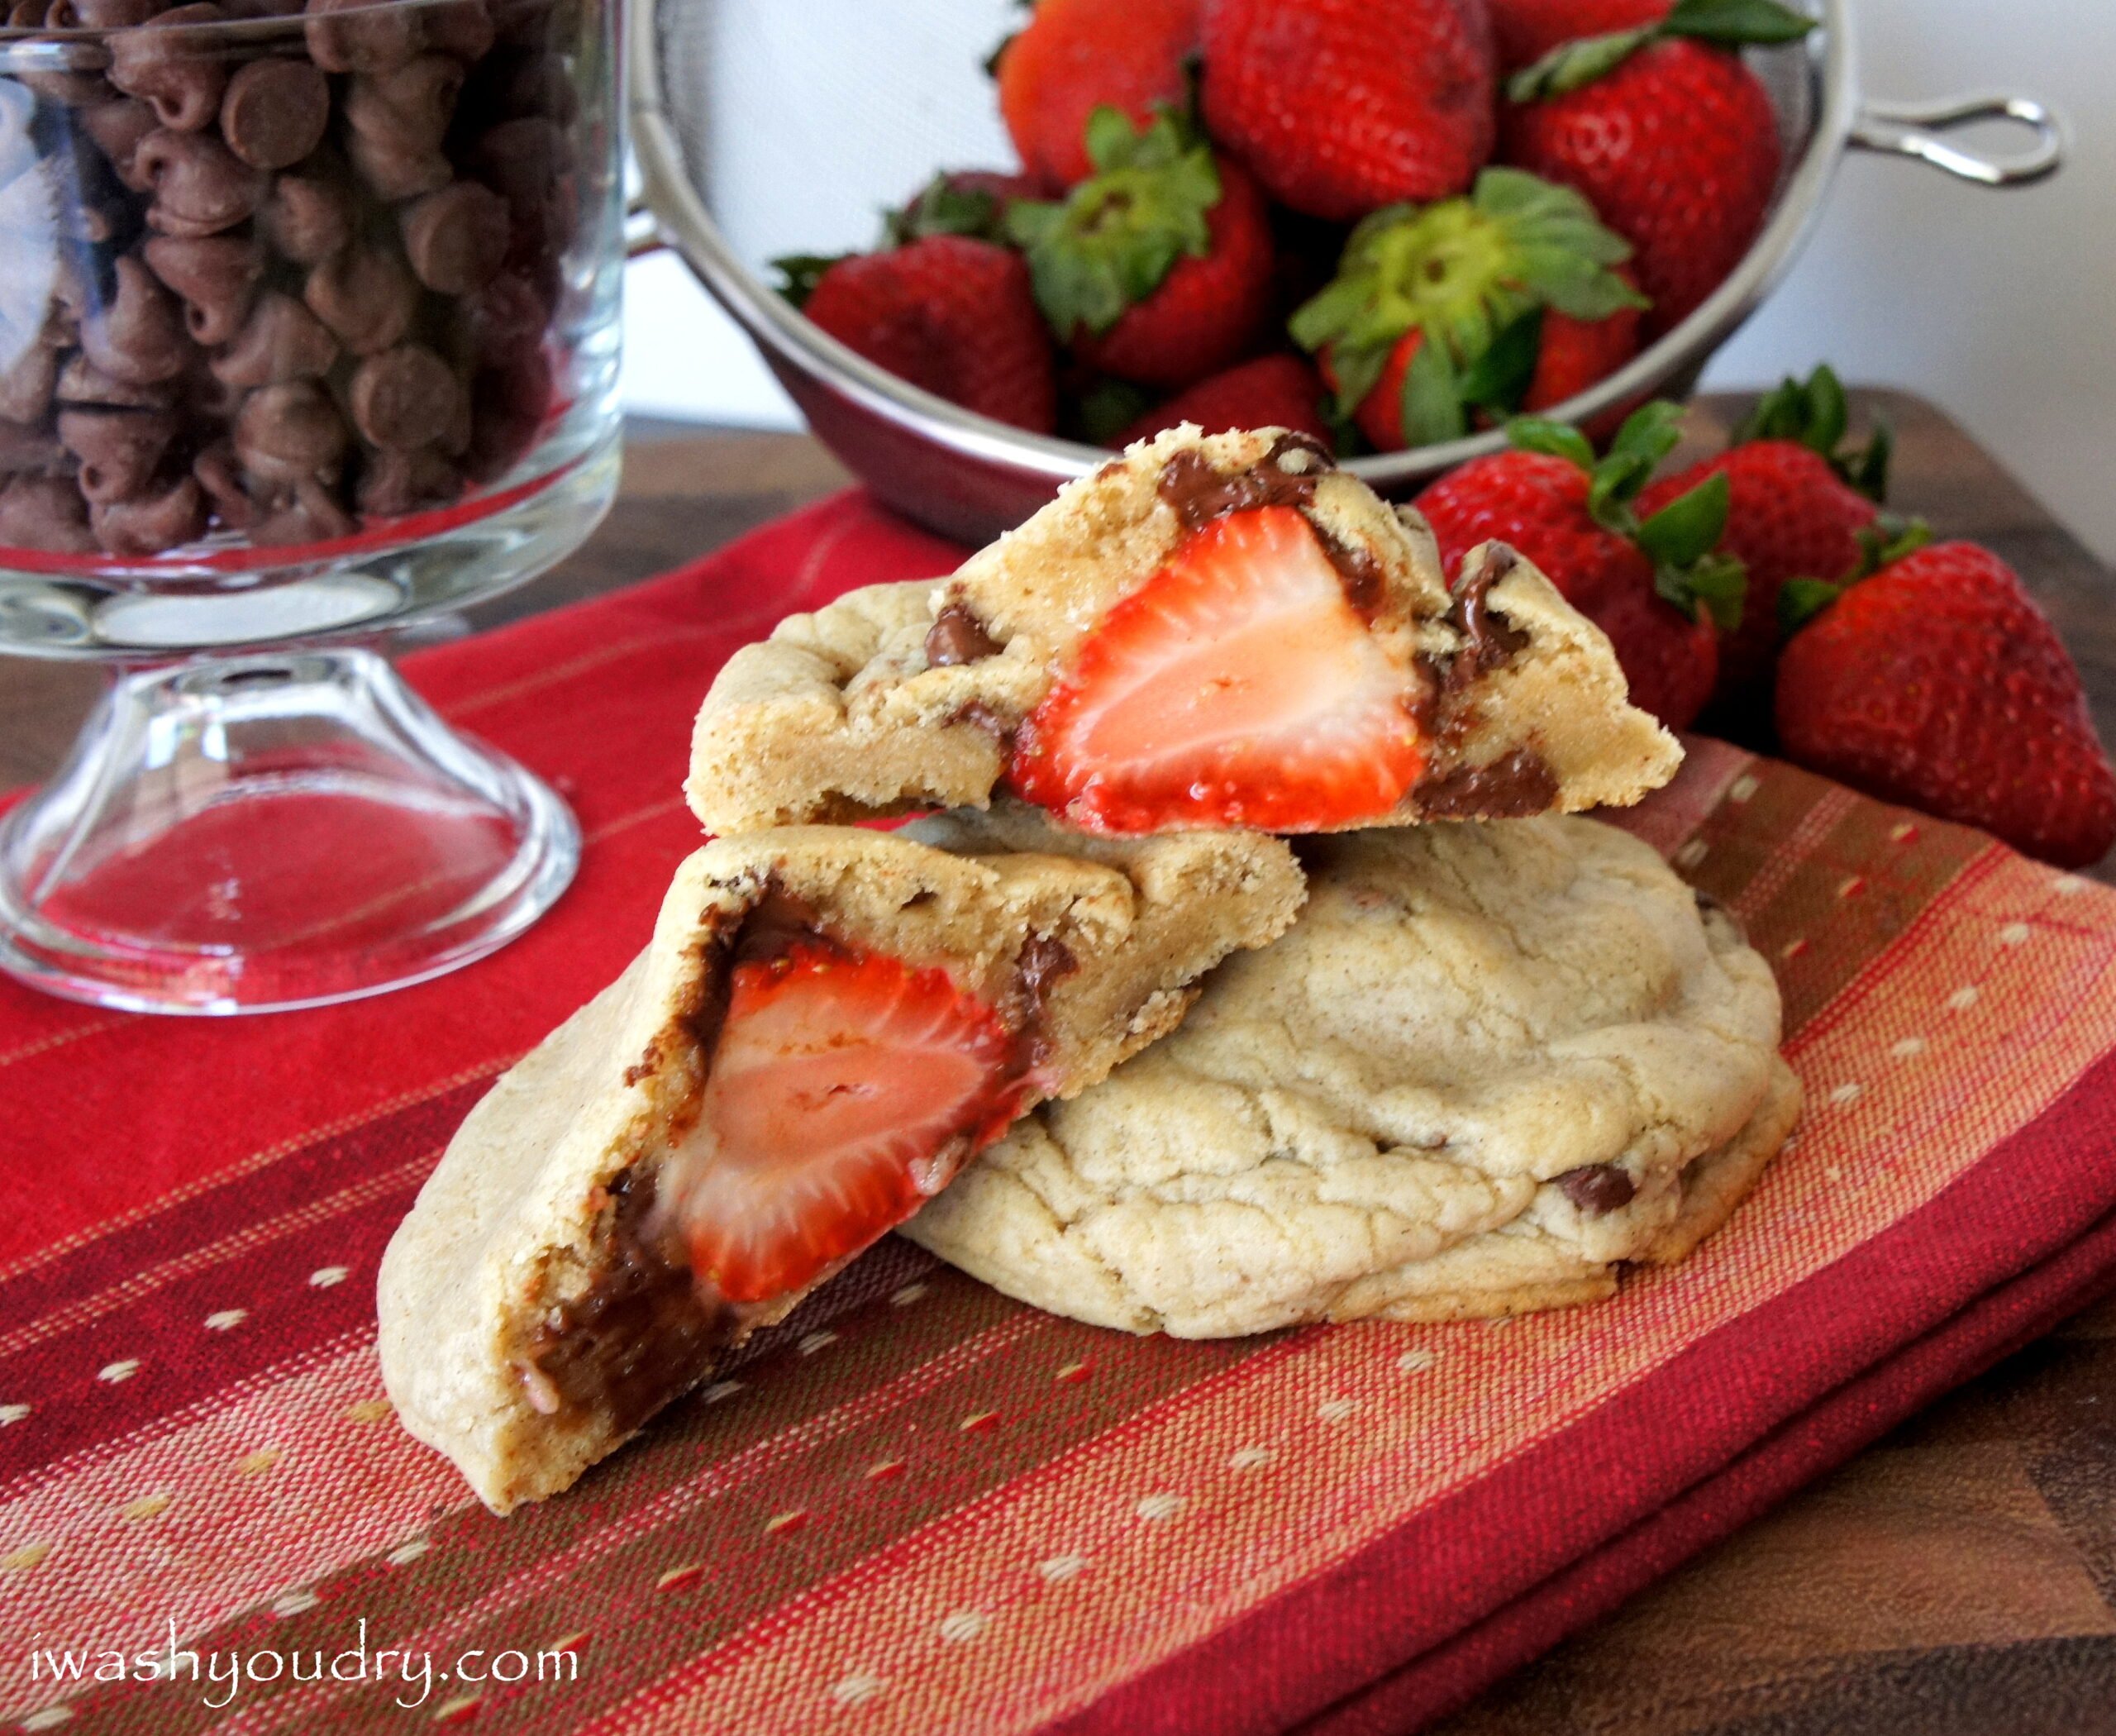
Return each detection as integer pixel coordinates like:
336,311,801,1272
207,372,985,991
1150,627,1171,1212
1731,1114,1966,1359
4,394,2114,1733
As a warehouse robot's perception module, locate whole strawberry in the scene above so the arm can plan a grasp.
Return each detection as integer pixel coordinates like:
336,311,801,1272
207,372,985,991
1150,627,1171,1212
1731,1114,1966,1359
1501,0,1813,336
994,0,1201,188
789,236,1058,433
1775,542,2116,869
1008,109,1275,389
1112,353,1332,446
1415,403,1745,729
1290,169,1646,451
1641,365,1903,713
1200,0,1496,222
1489,0,1670,70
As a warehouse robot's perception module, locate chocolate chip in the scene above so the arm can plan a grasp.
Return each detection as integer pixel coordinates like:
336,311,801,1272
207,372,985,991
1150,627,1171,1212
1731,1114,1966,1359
0,474,94,551
925,603,1000,668
92,473,207,554
399,181,510,293
304,0,423,74
52,0,163,23
356,444,457,517
218,56,330,169
108,3,231,134
467,114,571,212
450,268,550,363
234,378,347,481
251,474,354,543
142,231,264,346
211,289,338,386
304,246,418,355
0,341,60,424
422,0,496,62
193,438,260,528
57,351,179,408
257,171,352,265
349,344,463,451
59,404,179,503
80,254,189,385
345,54,465,153
0,421,69,473
77,98,160,191
136,127,267,234
1554,1165,1638,1215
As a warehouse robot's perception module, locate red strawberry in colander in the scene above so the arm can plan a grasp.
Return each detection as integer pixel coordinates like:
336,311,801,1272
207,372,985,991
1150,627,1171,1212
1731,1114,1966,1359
1499,0,1814,336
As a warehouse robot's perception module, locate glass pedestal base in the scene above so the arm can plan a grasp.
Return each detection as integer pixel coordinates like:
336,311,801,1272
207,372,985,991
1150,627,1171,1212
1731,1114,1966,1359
0,647,579,1014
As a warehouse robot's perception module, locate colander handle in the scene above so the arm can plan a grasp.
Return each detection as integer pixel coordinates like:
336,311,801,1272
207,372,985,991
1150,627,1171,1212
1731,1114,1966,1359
1850,94,2063,187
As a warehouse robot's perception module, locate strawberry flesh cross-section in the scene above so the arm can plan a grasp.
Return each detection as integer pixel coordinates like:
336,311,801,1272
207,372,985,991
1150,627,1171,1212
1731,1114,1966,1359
665,938,1028,1304
1008,504,1427,832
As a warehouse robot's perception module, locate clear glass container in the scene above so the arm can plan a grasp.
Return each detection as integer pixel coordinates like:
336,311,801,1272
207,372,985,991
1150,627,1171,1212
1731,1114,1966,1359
0,0,622,1012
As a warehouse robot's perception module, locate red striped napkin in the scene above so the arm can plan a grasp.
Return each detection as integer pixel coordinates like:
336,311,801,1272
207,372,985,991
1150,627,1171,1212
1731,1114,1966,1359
6,492,2116,1734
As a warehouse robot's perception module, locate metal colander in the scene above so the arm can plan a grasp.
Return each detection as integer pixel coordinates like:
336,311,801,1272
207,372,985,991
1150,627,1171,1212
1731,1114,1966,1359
631,0,2061,541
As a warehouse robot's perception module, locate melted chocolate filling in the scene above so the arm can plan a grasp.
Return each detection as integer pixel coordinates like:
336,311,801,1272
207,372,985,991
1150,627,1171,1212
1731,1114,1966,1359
522,890,1074,1429
1414,750,1561,820
524,1167,724,1437
1446,545,1530,682
1410,545,1558,817
1155,433,1334,532
926,603,1000,668
1554,1164,1639,1215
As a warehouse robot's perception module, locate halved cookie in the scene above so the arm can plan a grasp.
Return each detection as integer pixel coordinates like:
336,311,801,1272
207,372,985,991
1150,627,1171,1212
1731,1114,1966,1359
688,425,1680,837
377,806,1303,1510
904,817,1799,1336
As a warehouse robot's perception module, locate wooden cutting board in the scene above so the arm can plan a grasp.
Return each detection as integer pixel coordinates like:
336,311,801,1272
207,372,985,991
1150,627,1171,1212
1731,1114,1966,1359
5,393,2114,1734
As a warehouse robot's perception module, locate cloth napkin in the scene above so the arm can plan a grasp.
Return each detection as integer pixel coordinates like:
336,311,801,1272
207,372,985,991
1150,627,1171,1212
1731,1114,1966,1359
5,491,2116,1736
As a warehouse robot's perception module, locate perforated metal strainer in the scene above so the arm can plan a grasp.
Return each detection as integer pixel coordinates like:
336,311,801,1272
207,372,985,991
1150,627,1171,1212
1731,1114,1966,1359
631,0,2061,541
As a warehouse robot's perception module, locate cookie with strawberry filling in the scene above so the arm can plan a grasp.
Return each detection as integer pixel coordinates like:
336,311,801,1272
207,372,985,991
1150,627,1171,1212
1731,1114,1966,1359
906,816,1799,1335
377,806,1303,1511
688,425,1681,838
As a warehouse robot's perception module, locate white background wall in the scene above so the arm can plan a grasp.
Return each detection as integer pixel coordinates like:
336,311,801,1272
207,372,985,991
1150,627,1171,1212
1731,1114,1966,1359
619,0,2116,561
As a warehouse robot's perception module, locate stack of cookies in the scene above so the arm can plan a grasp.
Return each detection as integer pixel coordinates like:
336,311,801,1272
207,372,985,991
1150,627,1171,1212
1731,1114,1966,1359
379,427,1799,1512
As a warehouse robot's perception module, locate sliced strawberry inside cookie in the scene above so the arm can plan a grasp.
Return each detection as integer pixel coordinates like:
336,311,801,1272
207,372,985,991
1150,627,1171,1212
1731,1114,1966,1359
689,427,1682,841
673,941,1027,1303
1009,504,1427,832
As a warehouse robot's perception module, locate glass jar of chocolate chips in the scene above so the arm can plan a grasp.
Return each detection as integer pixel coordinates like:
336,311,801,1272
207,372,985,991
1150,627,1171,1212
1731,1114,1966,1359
0,0,621,637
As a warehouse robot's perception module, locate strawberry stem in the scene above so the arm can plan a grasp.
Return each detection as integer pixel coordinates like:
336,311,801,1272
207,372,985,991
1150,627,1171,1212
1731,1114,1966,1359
1508,400,1747,630
1293,170,1642,426
1777,576,1843,636
1508,0,1815,103
884,176,1009,247
1005,107,1219,337
772,253,852,308
1733,364,1895,501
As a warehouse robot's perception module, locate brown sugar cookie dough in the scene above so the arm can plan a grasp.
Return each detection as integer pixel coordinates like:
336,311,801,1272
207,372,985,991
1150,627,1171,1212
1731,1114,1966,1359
686,425,1680,837
904,817,1799,1335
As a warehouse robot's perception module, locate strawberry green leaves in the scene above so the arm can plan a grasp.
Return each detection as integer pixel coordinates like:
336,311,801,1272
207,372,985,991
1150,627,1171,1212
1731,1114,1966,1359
1508,0,1815,103
1734,363,1895,500
1006,107,1219,336
1777,513,1935,637
772,253,852,308
1290,168,1644,430
884,176,1013,247
1508,400,1747,629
